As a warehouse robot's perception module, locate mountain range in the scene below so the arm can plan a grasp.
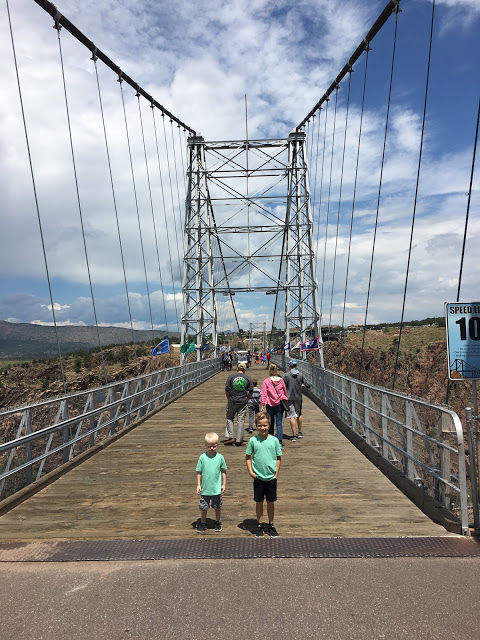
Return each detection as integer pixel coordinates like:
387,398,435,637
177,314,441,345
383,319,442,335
0,321,179,359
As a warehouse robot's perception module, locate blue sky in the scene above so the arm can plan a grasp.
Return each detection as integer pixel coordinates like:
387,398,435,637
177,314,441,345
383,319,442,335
0,0,479,333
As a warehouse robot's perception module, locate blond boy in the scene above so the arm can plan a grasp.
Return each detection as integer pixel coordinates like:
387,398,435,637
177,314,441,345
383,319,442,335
196,432,227,533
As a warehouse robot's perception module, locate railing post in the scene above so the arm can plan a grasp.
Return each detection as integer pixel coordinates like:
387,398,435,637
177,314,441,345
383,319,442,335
62,403,71,464
466,407,479,531
382,393,389,459
440,413,452,511
24,409,33,485
405,402,415,481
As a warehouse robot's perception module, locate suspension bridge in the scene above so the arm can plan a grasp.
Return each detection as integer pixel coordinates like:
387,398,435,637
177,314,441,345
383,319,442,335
1,0,480,636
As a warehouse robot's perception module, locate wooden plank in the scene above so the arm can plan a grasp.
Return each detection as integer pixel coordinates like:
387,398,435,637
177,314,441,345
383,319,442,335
0,368,451,540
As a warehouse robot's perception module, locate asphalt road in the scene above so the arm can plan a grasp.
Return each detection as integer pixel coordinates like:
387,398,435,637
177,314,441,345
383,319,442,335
1,557,479,639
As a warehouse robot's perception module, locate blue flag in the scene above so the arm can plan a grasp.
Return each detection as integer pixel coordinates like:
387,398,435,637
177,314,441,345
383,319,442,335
201,343,211,351
300,337,319,352
282,341,290,351
152,338,170,356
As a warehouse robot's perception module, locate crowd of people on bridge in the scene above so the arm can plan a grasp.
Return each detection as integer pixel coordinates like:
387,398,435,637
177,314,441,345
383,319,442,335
195,356,309,537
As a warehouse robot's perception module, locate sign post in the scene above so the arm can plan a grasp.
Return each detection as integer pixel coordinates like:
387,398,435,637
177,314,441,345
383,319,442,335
446,302,480,531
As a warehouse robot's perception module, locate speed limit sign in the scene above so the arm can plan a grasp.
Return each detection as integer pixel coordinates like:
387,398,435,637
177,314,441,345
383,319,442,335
445,302,480,380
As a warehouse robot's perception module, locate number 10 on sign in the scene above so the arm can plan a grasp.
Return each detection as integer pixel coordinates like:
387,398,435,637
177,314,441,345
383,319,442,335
445,302,480,380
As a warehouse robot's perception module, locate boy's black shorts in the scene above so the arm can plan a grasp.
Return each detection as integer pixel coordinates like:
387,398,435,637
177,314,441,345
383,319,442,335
253,477,277,502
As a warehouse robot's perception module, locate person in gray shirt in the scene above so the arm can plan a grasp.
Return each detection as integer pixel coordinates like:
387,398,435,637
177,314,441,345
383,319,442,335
283,359,309,441
224,363,253,446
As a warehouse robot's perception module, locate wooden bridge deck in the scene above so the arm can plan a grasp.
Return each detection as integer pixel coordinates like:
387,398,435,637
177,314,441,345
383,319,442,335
0,367,452,541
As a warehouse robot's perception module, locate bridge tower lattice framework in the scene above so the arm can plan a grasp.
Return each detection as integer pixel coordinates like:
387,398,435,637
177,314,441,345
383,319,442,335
181,131,323,366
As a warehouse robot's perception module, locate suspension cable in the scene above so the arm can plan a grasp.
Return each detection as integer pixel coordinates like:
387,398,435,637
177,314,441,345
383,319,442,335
6,0,66,393
170,119,186,252
119,83,156,352
136,95,170,339
177,125,188,207
314,99,329,283
392,0,436,390
446,94,480,404
457,95,480,303
329,70,353,335
359,8,399,379
320,86,340,316
162,114,183,316
311,110,322,248
338,48,370,368
92,63,138,372
55,22,108,384
151,108,179,333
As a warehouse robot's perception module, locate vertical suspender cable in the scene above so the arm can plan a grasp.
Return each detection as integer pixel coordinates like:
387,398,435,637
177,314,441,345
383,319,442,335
359,9,399,379
151,108,179,333
329,71,352,336
320,86,340,316
6,0,67,393
315,99,329,312
392,0,436,390
457,95,479,302
93,64,138,372
162,114,183,325
339,47,370,368
55,22,108,384
170,119,186,252
177,126,188,205
446,95,480,403
119,82,155,349
311,110,322,250
137,96,170,339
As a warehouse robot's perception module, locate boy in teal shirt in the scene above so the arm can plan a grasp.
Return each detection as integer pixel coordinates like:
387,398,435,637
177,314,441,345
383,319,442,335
245,411,282,537
196,432,227,533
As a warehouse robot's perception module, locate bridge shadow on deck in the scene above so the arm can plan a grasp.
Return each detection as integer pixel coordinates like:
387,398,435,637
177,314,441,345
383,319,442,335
0,366,453,542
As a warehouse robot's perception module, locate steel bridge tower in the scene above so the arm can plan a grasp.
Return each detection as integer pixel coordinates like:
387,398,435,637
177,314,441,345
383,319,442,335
181,131,323,365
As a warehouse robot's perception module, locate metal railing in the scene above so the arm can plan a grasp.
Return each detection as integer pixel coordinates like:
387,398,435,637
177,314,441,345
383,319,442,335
273,355,469,534
0,359,221,500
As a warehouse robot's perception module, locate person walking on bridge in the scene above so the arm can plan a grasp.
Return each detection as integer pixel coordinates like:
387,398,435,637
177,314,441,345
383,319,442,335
224,363,253,446
283,359,309,440
260,363,288,449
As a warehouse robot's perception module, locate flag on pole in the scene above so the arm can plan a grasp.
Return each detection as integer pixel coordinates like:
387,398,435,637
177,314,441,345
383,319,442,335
180,341,196,354
300,337,319,352
282,341,291,351
152,338,170,356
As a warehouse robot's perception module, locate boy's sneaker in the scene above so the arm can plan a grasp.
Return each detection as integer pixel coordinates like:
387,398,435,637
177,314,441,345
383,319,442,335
267,524,279,537
255,524,264,537
214,521,222,532
248,428,253,433
290,436,297,442
297,432,304,438
196,522,207,534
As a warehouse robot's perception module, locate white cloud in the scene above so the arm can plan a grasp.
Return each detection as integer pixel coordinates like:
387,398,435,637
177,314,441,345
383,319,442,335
0,0,479,334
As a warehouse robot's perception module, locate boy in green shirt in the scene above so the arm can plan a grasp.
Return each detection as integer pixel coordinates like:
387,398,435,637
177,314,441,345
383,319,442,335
196,432,227,533
245,411,282,537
